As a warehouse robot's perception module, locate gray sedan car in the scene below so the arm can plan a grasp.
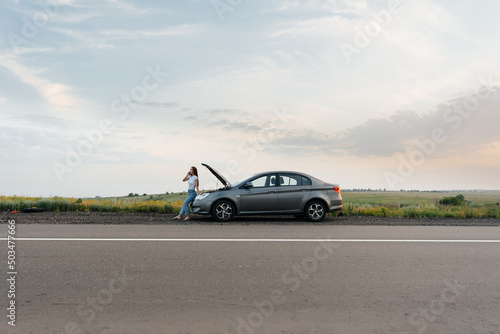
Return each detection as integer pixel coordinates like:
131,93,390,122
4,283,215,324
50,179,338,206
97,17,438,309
192,163,342,222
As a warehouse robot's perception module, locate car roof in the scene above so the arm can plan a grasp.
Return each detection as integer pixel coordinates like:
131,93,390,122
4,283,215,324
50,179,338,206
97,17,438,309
253,171,313,176
250,171,324,183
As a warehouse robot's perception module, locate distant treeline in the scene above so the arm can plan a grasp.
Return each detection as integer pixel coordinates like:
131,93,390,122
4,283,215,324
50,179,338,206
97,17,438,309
344,189,500,193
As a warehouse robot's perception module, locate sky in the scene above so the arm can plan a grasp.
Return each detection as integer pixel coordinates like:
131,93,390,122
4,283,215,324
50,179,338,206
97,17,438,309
1,0,499,198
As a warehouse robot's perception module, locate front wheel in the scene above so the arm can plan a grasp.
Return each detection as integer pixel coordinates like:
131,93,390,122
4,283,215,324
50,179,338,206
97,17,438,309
305,200,326,222
212,200,235,222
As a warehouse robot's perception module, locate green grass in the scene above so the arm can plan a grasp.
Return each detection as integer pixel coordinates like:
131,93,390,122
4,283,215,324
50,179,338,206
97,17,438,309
104,192,188,203
0,195,182,214
1,191,499,218
342,191,500,207
339,191,500,218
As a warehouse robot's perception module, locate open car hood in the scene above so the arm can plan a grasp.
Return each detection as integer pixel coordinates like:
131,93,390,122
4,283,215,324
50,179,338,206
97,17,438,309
201,163,231,188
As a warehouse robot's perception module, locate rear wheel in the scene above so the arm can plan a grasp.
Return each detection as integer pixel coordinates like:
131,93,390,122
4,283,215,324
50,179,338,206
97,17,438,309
305,200,326,222
212,200,235,222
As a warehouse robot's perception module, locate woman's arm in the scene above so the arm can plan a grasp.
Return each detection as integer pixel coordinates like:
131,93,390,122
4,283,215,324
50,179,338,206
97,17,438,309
195,178,200,194
182,173,189,182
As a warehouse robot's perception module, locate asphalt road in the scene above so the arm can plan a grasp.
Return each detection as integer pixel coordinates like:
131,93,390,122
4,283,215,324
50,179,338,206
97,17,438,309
1,223,499,334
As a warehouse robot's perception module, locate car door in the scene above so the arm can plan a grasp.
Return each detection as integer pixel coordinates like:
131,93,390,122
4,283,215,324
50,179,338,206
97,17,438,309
239,173,279,213
277,173,312,212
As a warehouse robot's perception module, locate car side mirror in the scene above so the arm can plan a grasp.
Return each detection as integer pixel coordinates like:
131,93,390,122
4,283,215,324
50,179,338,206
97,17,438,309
243,182,253,189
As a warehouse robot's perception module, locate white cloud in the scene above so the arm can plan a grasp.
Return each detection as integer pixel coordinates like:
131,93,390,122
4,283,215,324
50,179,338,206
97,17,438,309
52,0,80,6
98,24,203,39
101,0,151,14
166,56,301,110
261,0,364,15
0,53,83,110
261,90,500,160
12,47,57,54
270,15,352,38
50,11,104,23
49,23,201,47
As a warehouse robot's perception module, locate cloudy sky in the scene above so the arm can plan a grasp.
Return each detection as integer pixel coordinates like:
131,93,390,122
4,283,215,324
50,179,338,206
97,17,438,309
1,0,499,197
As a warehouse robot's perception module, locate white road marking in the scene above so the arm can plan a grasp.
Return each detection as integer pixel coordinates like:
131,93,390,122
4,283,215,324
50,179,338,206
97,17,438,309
1,238,500,243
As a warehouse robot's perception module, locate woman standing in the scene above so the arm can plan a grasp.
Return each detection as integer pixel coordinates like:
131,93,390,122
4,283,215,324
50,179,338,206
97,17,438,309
173,166,200,220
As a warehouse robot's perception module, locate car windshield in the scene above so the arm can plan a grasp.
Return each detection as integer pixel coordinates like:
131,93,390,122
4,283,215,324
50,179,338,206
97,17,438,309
231,174,257,188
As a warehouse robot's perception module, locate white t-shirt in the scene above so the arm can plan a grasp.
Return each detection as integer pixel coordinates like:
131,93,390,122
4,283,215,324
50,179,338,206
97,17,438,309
187,175,198,190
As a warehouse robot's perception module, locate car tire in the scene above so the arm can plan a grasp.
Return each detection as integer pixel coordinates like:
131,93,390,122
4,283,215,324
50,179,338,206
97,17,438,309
305,200,326,222
212,200,235,222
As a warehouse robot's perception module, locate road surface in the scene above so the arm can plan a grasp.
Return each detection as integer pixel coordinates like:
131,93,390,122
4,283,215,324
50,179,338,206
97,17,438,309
1,223,499,334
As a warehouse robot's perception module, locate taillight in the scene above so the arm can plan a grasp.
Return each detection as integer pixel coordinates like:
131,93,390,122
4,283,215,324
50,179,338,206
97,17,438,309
333,187,340,193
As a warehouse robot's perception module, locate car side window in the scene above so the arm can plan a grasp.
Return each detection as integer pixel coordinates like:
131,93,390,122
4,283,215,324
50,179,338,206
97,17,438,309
302,176,312,185
250,174,276,188
279,174,301,186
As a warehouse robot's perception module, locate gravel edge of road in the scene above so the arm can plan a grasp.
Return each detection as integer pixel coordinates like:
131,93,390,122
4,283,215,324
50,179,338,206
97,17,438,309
3,211,500,226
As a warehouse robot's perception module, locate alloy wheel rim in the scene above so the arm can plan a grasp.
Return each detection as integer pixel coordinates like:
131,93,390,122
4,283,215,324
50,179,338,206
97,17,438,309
216,203,232,220
308,203,324,220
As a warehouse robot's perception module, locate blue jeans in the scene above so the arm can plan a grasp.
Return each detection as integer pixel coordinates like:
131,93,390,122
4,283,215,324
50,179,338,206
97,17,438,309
179,190,197,216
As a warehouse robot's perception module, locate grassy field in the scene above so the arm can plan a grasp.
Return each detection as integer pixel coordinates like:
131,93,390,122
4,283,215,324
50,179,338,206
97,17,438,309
342,191,500,207
0,195,183,214
340,191,500,218
1,191,499,218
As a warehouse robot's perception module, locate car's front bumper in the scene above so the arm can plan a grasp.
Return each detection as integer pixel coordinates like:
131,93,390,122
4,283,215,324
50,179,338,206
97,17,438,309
191,198,212,215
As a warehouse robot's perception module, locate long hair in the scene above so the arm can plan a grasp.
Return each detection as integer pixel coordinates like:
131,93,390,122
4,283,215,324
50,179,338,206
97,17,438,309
191,166,198,177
